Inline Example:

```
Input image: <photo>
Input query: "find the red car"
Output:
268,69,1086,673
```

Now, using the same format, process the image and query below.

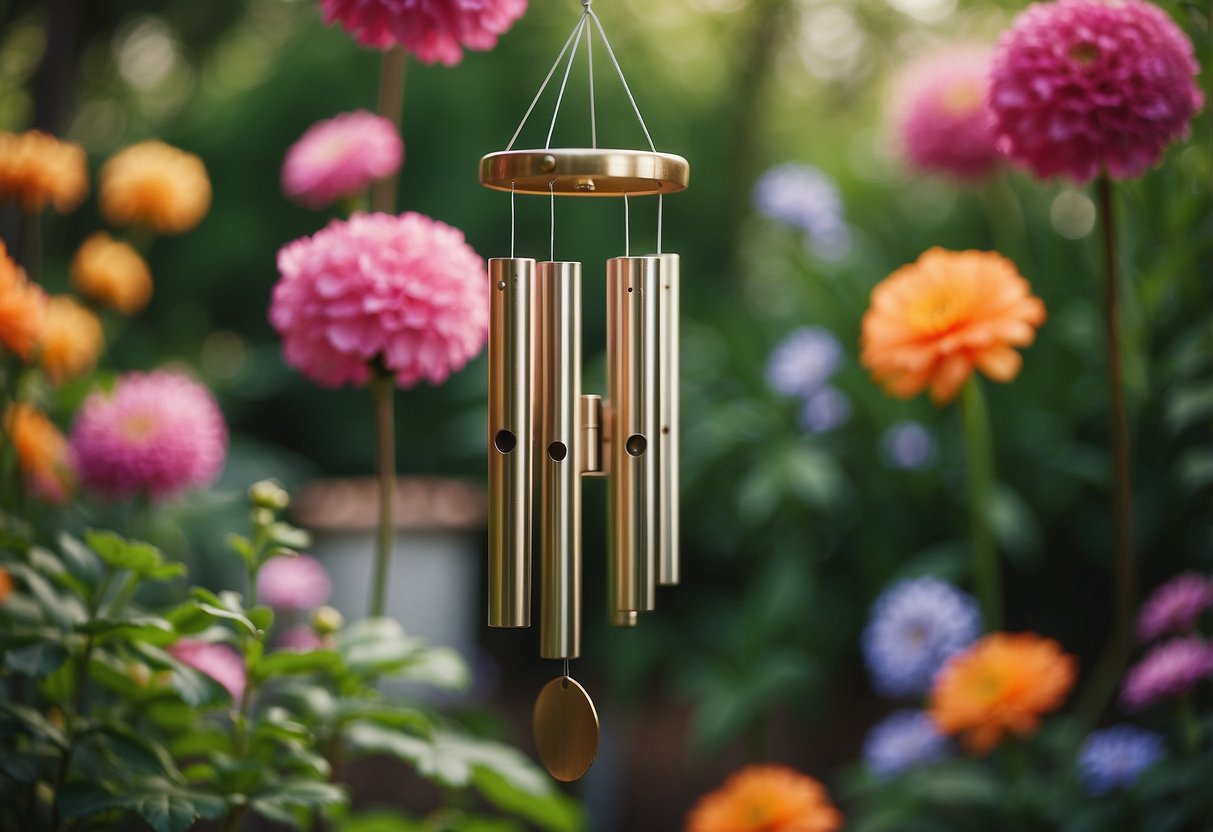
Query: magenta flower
1138,573,1213,643
319,0,527,66
70,370,228,501
270,211,489,389
259,554,332,611
169,639,246,701
989,0,1204,183
277,624,325,651
282,110,403,209
1121,636,1213,711
892,45,1001,181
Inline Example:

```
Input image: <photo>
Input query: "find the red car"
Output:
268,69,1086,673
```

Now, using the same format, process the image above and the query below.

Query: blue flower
766,326,842,398
1078,725,1166,794
753,163,851,260
863,710,949,778
800,385,851,433
880,421,938,470
862,577,982,697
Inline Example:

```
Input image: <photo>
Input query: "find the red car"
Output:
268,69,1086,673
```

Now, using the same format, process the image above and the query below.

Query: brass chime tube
656,253,680,585
538,262,583,659
606,256,660,616
487,257,536,628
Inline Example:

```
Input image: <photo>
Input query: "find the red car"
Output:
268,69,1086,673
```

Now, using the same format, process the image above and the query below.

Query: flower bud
249,479,290,511
311,605,345,635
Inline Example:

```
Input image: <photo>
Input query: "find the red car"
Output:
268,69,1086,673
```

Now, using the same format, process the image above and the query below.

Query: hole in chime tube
494,429,517,454
625,434,647,457
548,441,568,462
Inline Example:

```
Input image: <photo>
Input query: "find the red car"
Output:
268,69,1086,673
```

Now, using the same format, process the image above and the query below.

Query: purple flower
1121,636,1213,711
1137,573,1213,643
880,421,937,470
753,163,851,260
800,385,851,433
863,710,949,777
1078,725,1165,794
766,327,843,398
259,554,331,612
169,639,245,701
277,624,325,652
863,577,982,698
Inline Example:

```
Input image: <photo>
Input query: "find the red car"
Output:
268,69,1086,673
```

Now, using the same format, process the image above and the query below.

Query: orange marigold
685,764,843,832
0,130,88,214
99,141,211,234
38,296,104,384
70,232,153,314
0,241,46,360
929,632,1077,754
860,248,1046,405
4,404,72,503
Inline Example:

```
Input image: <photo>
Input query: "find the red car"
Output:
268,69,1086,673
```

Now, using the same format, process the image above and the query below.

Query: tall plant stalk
961,377,1001,630
369,374,395,618
371,48,407,215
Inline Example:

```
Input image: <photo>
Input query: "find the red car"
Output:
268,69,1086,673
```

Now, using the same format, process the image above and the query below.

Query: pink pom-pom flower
1121,635,1213,711
1137,573,1213,643
269,211,489,389
282,110,403,209
70,370,228,501
278,624,326,652
989,0,1204,183
169,639,246,701
892,45,1001,181
319,0,528,66
259,554,332,611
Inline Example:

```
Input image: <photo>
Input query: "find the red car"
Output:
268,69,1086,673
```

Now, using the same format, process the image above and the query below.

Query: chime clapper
482,0,687,784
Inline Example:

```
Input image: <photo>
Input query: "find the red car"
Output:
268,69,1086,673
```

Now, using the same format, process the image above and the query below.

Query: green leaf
82,723,183,782
247,605,274,633
250,780,346,825
225,533,256,566
133,643,232,708
338,617,420,675
337,703,432,737
111,784,226,832
0,702,68,748
392,646,470,691
85,530,183,580
80,614,176,645
252,648,341,681
267,522,311,550
472,767,586,832
5,640,70,677
58,532,102,585
5,562,87,626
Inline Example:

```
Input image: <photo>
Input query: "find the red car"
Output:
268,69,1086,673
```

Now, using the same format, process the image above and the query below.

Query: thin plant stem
371,48,407,214
977,175,1030,266
369,375,396,618
17,210,41,283
961,377,1002,631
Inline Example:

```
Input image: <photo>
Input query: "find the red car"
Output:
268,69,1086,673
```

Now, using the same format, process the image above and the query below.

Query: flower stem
961,377,1001,631
1097,175,1136,677
371,48,407,214
369,375,395,618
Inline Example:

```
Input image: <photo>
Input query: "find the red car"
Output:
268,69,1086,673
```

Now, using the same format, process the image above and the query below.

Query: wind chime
480,0,688,782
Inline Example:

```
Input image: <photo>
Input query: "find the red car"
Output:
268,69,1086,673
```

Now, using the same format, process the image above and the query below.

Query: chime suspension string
510,181,516,258
506,10,588,151
546,15,588,150
624,193,630,256
563,658,570,679
586,7,656,152
657,193,664,255
549,180,556,262
586,1,597,149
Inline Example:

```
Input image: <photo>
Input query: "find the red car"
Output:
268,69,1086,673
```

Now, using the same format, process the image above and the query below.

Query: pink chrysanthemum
259,554,332,611
270,211,488,389
1138,573,1213,643
989,0,1204,183
282,110,403,209
278,624,326,651
319,0,528,66
169,639,246,701
893,45,1001,180
1121,636,1213,711
70,370,228,501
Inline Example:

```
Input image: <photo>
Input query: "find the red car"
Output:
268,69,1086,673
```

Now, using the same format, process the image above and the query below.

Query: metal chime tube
606,255,660,616
488,257,536,627
538,262,583,659
657,253,680,585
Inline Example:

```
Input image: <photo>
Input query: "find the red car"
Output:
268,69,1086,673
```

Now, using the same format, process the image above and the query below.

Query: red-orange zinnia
861,248,1046,405
3,404,73,503
0,130,88,214
929,632,1077,754
0,566,12,606
0,241,46,360
685,764,843,832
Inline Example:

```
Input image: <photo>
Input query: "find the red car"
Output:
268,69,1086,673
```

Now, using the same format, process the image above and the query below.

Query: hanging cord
563,658,571,679
657,192,664,254
506,9,589,150
545,15,588,149
510,181,516,258
624,193,630,256
549,180,556,262
586,7,656,151
586,0,597,148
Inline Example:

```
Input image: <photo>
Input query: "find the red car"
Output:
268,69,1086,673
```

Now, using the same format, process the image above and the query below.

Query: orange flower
0,241,46,360
99,141,211,234
0,566,12,605
4,404,72,503
929,632,1077,754
685,764,843,832
0,130,88,214
38,296,104,384
861,248,1046,405
70,232,153,314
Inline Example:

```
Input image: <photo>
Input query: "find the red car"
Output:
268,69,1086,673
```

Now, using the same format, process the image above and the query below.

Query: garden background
0,0,1210,829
